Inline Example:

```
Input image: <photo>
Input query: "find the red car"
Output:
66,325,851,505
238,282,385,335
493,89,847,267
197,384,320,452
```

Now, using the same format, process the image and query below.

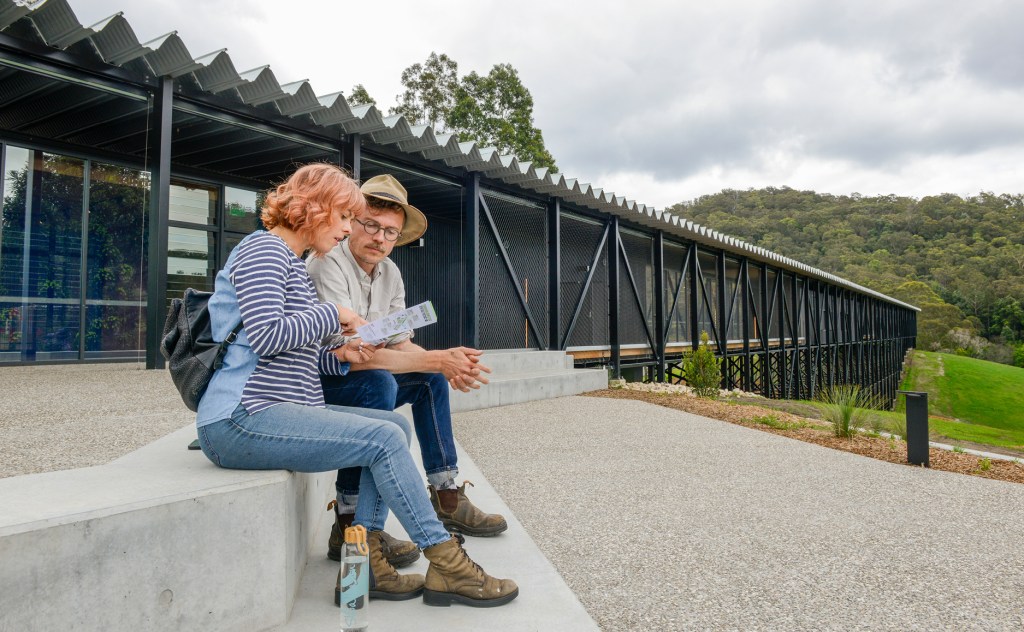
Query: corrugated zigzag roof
0,0,916,311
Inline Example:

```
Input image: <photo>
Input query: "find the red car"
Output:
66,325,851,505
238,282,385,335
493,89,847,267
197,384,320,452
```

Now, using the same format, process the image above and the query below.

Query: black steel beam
548,198,561,350
654,230,666,381
462,171,480,347
145,77,172,369
609,215,621,378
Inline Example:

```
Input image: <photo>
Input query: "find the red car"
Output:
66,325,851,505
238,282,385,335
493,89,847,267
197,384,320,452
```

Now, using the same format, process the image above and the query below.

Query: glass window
167,226,215,307
224,186,261,233
29,153,83,301
86,162,148,360
1,146,30,302
169,181,217,224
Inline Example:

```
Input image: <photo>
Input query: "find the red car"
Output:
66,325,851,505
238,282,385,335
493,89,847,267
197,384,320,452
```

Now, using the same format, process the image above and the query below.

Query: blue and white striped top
229,231,349,415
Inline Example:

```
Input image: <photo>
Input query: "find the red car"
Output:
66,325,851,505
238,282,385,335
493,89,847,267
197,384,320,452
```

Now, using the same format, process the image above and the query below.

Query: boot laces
457,541,485,579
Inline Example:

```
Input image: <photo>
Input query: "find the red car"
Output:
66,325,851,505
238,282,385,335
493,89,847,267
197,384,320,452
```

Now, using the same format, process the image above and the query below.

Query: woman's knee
380,410,412,444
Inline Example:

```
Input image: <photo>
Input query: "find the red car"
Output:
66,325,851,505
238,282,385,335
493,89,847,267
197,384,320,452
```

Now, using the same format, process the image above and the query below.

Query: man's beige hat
360,174,428,247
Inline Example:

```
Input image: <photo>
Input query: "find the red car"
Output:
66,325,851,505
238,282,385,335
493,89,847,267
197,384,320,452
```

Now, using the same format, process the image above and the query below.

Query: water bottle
339,524,369,632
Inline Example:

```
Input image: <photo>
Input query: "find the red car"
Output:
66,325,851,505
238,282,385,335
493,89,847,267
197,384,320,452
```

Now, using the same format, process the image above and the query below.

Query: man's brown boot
422,536,518,607
335,531,425,605
327,501,420,567
429,481,508,537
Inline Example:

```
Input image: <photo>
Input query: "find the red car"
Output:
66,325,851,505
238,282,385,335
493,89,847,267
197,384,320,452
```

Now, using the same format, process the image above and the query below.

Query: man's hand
438,347,492,392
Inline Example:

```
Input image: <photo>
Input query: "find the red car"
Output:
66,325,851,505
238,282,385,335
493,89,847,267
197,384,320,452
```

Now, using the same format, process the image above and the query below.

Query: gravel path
0,364,192,479
453,395,1024,631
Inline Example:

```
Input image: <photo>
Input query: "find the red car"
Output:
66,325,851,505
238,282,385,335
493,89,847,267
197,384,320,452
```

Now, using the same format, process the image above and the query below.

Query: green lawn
899,350,1024,453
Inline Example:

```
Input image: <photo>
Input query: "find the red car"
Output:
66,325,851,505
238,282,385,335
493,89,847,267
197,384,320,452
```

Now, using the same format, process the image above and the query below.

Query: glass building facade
0,143,261,363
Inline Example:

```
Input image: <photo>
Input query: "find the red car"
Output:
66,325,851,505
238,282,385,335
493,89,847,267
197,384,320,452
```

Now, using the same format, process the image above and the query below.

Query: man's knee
330,370,399,410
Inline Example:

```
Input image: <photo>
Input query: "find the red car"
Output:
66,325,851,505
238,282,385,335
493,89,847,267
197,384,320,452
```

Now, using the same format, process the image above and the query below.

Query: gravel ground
453,395,1024,632
0,364,192,479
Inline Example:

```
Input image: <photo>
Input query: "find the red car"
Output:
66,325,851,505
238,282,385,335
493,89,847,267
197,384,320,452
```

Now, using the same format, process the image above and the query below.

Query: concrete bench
0,425,332,632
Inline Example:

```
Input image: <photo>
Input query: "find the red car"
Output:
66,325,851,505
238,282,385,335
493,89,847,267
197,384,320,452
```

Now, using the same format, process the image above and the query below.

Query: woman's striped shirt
231,231,348,414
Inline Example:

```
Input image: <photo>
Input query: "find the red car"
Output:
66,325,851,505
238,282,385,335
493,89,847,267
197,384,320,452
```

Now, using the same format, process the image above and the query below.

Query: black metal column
654,230,666,381
145,78,172,370
741,258,751,391
548,198,561,350
689,244,700,358
343,132,361,180
778,270,788,398
760,262,770,397
462,172,480,348
716,250,727,389
609,216,621,378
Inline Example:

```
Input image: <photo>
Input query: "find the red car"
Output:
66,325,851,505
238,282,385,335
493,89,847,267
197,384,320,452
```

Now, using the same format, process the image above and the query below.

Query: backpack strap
213,321,244,371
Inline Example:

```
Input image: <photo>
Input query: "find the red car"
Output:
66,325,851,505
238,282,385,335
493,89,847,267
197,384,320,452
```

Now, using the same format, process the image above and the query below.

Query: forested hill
666,188,1024,366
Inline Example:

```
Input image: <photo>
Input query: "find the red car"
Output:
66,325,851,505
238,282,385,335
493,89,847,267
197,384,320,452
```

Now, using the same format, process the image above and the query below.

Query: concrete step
450,351,607,413
477,349,576,374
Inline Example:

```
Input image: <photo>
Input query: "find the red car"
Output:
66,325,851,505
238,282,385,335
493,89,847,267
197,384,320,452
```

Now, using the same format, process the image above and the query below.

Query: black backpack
160,288,243,412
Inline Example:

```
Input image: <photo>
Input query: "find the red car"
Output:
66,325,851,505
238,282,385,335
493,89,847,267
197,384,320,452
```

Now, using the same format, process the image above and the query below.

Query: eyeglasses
354,218,402,242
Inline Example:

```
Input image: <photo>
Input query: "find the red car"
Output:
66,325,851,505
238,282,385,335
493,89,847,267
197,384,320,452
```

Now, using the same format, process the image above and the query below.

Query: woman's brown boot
335,530,424,605
422,536,518,607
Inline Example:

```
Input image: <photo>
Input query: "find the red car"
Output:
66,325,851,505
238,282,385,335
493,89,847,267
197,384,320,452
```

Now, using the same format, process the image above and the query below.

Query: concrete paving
4,363,1024,630
454,396,1024,631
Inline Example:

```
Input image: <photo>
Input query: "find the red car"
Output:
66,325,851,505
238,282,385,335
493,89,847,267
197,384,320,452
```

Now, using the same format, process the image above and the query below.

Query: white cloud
66,0,1024,208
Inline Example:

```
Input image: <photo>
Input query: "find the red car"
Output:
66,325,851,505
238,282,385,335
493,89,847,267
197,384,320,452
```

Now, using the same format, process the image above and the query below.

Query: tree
392,52,459,131
391,52,558,171
682,331,722,398
347,84,375,107
449,64,557,170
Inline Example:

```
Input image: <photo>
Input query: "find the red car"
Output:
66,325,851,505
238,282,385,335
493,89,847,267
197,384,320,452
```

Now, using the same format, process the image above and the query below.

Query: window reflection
224,186,261,233
169,181,217,224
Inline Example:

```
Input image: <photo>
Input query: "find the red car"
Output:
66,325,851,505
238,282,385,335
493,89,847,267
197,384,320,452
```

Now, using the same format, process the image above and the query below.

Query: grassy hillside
899,350,1024,453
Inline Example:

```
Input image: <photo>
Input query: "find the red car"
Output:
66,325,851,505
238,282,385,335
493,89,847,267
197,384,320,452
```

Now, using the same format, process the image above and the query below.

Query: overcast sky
69,0,1024,209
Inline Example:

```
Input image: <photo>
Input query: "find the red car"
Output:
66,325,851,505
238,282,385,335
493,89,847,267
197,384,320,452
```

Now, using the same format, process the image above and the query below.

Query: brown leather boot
327,501,420,567
422,536,518,607
429,481,508,537
335,530,425,606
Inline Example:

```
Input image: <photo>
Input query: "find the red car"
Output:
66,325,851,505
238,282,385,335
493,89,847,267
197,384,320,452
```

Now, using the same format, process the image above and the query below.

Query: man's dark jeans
321,369,458,496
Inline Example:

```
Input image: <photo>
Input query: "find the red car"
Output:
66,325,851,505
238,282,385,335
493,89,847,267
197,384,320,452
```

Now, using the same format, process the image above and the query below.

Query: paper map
356,301,437,345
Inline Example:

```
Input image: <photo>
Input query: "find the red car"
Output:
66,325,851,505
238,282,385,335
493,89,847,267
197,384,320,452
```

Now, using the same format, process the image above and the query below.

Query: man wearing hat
307,174,508,573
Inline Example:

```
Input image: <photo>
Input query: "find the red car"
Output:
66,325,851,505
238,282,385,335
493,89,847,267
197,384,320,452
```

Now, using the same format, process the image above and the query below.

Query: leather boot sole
441,519,508,537
335,586,423,606
422,586,519,608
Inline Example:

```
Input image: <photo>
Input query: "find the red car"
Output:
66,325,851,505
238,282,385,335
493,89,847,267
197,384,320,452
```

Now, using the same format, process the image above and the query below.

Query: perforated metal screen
560,212,608,348
479,190,548,349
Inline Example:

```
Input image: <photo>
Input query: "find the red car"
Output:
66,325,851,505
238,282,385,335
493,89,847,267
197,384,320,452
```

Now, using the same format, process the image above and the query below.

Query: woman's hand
333,338,378,364
336,306,366,336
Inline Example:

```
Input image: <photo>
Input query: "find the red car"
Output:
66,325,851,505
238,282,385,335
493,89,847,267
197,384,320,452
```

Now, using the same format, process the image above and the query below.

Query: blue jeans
322,370,458,496
198,403,451,548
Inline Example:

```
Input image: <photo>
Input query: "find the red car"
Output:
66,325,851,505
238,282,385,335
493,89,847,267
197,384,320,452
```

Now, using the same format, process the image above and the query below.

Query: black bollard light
897,390,929,467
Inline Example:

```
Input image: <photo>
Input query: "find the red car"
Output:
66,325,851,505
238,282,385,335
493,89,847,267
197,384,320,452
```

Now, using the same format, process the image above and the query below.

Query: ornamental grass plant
817,384,879,438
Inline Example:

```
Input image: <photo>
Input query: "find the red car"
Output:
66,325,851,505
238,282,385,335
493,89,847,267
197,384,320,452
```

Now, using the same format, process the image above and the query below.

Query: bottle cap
344,524,368,545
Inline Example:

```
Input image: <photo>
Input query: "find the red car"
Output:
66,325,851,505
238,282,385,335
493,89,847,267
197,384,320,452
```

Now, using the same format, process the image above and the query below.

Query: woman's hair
261,163,364,244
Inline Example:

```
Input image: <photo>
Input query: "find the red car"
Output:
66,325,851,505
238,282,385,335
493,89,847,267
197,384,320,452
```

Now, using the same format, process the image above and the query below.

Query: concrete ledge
0,425,332,632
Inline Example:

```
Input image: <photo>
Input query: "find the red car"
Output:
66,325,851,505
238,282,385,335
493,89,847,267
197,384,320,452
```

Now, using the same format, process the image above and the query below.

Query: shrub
817,384,878,438
682,331,722,399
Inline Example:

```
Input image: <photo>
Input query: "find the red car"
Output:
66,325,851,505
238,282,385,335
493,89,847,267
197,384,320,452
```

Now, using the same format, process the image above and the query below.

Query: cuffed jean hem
426,467,459,489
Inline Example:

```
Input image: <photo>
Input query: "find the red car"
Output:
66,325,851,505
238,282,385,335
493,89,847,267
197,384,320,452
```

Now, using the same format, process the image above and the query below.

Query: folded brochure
355,300,437,345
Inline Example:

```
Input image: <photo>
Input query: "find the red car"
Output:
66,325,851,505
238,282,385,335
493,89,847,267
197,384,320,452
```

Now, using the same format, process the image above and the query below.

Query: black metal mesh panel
725,258,741,341
481,191,547,348
619,229,654,346
663,241,688,344
766,269,778,342
696,251,718,342
360,159,464,349
479,214,532,349
561,213,608,348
